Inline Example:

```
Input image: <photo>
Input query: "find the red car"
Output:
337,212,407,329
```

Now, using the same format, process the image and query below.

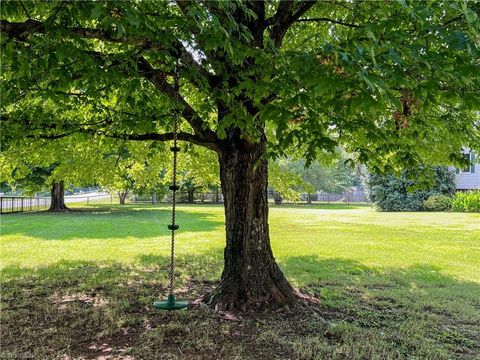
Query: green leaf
91,4,105,19
465,8,478,23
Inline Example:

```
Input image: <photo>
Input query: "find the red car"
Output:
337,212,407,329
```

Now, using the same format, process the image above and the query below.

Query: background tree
1,1,479,309
0,135,108,211
175,146,220,203
270,155,363,201
98,141,168,204
268,159,314,205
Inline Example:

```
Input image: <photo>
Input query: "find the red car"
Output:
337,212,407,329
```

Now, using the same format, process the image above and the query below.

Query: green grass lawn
1,204,479,359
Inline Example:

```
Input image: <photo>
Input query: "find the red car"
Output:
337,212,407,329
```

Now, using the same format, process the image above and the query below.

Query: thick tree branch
137,57,218,145
92,130,215,149
3,114,219,151
268,1,317,47
0,19,218,91
296,17,360,28
26,129,215,149
0,19,169,50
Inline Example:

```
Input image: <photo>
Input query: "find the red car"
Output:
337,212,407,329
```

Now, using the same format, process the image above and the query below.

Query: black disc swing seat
153,67,188,311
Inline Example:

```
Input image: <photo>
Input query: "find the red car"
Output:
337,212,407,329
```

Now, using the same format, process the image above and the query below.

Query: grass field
1,204,479,359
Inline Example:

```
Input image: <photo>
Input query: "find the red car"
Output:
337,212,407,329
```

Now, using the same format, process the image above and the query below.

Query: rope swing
153,65,188,311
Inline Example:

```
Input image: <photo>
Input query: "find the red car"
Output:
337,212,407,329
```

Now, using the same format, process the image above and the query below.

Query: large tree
1,1,479,310
0,135,168,208
0,135,107,211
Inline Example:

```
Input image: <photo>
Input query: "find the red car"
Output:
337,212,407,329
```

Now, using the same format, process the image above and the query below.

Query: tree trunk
187,189,194,204
273,192,283,205
152,189,157,204
203,140,297,310
48,181,69,212
118,191,128,205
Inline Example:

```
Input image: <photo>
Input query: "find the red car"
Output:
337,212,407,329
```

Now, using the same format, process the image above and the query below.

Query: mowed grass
1,204,479,359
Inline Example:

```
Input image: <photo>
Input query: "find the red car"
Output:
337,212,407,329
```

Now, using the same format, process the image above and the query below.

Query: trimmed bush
451,191,480,213
367,167,456,212
423,194,452,211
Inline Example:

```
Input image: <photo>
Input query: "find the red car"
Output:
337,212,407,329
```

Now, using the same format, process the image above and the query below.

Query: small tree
97,141,168,204
175,146,220,203
0,136,101,212
268,159,314,204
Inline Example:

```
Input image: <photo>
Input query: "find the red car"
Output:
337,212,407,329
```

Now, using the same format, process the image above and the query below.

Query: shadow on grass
1,255,479,359
0,206,225,240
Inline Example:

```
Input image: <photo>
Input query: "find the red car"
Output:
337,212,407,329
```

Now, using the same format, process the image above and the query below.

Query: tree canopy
0,135,168,199
1,0,479,171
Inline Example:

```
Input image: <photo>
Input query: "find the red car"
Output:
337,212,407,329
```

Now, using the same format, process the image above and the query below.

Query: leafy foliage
423,194,453,212
367,167,456,211
268,159,314,201
268,155,363,201
0,136,169,196
176,146,220,194
1,0,479,174
452,191,480,212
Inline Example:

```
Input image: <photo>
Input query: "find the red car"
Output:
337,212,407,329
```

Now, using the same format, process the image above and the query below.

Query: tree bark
187,189,195,204
203,140,297,310
118,191,128,205
273,192,283,205
48,181,69,212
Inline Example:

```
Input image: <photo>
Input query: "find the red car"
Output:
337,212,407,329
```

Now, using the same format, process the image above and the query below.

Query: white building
454,150,480,190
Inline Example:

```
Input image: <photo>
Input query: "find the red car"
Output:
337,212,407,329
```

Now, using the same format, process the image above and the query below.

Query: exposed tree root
194,286,320,313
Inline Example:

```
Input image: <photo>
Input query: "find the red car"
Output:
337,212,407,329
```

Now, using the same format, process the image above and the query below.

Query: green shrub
423,194,452,211
366,167,456,212
451,191,480,213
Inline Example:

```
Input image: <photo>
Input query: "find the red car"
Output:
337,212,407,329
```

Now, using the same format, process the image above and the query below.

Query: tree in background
268,159,314,205
0,135,108,211
175,146,220,203
367,167,456,211
0,136,168,208
1,1,479,309
268,154,363,204
98,141,168,204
